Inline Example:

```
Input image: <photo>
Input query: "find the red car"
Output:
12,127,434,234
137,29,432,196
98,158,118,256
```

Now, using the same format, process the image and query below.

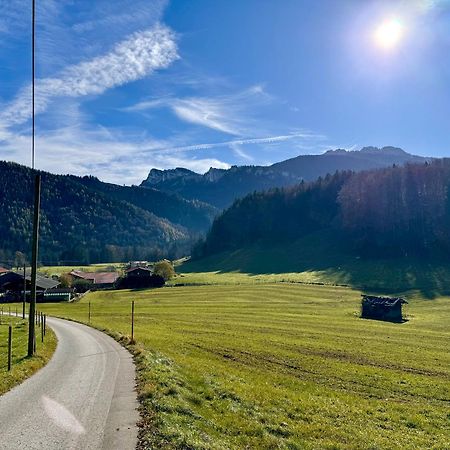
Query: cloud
230,143,254,162
0,24,178,127
158,156,230,174
0,122,231,184
149,132,326,154
125,85,271,136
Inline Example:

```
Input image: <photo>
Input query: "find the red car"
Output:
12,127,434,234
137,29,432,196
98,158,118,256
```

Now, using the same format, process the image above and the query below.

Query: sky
0,0,449,184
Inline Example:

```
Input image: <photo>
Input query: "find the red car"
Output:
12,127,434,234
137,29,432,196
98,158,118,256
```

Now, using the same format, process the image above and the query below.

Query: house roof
29,273,60,290
71,270,96,280
125,266,152,273
0,266,10,274
70,270,119,284
0,271,59,290
92,272,119,284
361,295,407,306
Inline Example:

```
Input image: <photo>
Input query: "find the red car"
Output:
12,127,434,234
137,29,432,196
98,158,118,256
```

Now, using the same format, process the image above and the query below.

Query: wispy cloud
230,143,254,162
149,131,326,154
125,85,271,136
0,24,178,127
0,123,230,184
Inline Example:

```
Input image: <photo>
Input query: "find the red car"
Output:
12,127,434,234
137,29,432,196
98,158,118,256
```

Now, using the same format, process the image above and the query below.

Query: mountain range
141,146,429,208
0,146,431,264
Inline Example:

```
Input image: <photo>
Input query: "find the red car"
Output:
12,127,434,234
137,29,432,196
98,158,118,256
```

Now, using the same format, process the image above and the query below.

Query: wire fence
0,308,47,371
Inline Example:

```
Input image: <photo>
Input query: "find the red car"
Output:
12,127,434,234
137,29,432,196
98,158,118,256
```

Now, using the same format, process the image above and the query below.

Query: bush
59,273,73,288
72,278,92,293
153,260,175,281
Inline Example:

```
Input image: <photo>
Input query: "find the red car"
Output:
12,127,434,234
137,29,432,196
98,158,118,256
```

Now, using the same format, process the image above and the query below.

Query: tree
153,260,175,281
72,278,92,293
59,273,73,288
14,251,27,269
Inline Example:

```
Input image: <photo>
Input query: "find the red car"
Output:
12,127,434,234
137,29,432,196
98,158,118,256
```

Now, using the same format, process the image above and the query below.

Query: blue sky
0,0,449,184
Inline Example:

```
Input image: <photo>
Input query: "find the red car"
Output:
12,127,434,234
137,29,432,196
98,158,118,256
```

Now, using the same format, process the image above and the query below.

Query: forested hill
194,160,450,260
141,147,429,209
70,175,218,232
0,161,216,264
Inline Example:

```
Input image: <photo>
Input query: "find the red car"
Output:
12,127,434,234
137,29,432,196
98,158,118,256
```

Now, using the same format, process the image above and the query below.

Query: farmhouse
0,270,60,303
118,266,164,289
70,270,119,289
361,295,407,322
125,266,153,278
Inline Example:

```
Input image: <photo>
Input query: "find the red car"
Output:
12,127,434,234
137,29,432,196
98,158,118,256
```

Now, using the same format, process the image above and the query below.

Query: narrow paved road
0,317,138,450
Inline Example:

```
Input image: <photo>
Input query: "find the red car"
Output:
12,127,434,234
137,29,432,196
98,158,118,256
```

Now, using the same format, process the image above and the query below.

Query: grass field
181,231,450,298
36,282,450,449
0,312,57,396
38,262,125,277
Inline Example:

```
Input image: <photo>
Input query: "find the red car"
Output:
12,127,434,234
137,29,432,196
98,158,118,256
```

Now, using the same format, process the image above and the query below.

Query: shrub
153,260,175,281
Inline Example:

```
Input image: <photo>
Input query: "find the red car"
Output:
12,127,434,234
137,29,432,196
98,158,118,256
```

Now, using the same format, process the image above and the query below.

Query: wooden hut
361,295,407,322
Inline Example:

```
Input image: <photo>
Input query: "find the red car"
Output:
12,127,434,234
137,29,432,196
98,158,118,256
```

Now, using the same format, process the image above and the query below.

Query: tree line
0,162,196,264
194,160,450,259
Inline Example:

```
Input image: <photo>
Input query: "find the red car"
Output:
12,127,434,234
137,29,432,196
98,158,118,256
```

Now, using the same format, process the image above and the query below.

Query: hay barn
361,295,407,322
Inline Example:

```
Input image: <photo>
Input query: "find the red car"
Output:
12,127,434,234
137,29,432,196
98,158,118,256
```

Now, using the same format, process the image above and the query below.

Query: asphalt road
0,317,138,450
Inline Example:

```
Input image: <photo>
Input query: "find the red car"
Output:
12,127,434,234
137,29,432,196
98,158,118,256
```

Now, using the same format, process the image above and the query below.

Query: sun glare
374,18,404,50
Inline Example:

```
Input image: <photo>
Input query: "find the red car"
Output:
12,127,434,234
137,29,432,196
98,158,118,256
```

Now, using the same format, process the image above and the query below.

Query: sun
374,18,404,50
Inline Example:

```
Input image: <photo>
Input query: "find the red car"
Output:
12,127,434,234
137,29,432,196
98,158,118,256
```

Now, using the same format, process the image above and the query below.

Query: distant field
0,312,57,395
181,231,450,298
38,262,125,277
37,283,450,449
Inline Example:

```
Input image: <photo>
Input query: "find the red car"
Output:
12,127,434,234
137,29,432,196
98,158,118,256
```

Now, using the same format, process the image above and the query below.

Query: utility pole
27,0,40,357
22,263,26,319
27,175,40,356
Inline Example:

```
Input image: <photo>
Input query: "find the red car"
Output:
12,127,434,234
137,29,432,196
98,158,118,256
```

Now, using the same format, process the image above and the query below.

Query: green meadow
37,281,450,449
0,313,57,396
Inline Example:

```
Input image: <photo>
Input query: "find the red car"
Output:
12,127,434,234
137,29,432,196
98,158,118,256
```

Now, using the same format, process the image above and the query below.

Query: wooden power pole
22,263,26,319
27,0,40,357
27,175,40,356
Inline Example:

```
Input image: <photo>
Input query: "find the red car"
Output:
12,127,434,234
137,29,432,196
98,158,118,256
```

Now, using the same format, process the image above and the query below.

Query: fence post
8,325,12,371
43,314,46,336
88,301,91,323
131,301,135,343
41,316,44,343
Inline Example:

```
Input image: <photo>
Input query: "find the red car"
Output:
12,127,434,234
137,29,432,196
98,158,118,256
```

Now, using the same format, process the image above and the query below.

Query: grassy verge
37,283,450,449
0,314,57,396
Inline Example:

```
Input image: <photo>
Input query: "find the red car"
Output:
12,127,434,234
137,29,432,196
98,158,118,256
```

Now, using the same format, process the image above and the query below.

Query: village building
70,270,119,289
361,295,407,322
43,288,74,302
0,270,60,303
118,266,164,289
128,261,151,269
125,266,153,278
